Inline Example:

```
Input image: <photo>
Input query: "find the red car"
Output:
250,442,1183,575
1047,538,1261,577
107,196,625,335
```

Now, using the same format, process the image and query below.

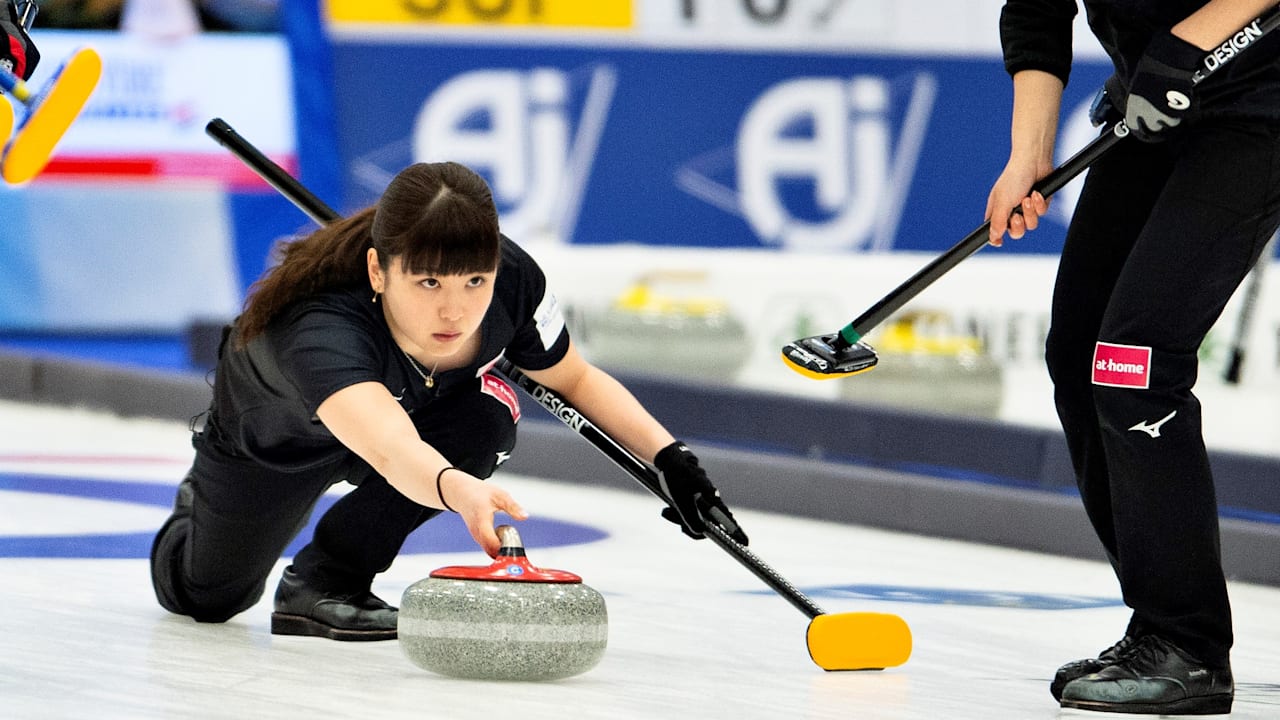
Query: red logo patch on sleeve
480,373,521,423
1092,342,1152,389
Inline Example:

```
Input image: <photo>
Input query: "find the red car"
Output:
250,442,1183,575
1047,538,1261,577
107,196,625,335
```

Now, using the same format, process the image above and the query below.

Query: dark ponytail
234,207,376,346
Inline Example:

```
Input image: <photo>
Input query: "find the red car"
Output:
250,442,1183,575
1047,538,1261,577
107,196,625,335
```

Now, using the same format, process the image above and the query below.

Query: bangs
399,222,500,277
376,181,501,275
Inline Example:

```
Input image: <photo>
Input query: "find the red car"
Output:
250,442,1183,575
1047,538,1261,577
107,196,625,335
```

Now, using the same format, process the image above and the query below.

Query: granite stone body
398,526,608,681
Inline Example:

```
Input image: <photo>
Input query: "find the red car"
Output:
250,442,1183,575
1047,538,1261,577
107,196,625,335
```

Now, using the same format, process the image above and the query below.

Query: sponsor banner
637,0,1004,53
527,246,1280,417
18,31,295,186
329,39,1112,255
325,1,1105,57
324,0,632,29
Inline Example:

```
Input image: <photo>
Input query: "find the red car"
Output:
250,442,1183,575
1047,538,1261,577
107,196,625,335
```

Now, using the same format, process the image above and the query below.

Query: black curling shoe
271,567,398,641
1050,635,1135,701
1059,634,1233,715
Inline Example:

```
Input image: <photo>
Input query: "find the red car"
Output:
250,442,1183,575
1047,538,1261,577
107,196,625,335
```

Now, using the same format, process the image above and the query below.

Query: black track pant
1045,118,1280,667
150,378,519,623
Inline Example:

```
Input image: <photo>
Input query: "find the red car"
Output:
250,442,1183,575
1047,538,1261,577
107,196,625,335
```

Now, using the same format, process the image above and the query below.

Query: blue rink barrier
3,348,1278,587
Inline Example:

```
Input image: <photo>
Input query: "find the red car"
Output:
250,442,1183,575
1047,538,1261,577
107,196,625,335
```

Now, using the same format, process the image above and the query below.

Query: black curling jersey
208,235,570,471
1000,0,1280,121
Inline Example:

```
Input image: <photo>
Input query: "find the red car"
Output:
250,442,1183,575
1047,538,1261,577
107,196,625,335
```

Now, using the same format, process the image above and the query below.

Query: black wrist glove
654,440,748,546
1124,31,1203,142
1,2,39,81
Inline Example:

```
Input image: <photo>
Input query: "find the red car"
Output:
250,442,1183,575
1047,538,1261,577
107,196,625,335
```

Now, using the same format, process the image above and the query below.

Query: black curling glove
1125,30,1203,142
1,2,39,81
654,440,749,545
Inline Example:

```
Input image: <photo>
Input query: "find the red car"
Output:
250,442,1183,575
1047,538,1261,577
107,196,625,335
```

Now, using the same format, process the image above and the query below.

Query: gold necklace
402,349,440,389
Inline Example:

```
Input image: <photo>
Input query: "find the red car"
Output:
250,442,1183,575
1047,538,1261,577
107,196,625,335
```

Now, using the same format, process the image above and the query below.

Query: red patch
1092,342,1151,389
7,37,27,79
480,373,521,423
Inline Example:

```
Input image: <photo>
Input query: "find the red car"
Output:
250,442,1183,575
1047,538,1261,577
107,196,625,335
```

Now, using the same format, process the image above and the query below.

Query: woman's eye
467,276,486,287
421,278,439,289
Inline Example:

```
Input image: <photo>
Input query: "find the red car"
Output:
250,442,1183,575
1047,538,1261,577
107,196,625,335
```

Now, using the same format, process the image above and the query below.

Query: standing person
989,0,1280,714
150,161,748,641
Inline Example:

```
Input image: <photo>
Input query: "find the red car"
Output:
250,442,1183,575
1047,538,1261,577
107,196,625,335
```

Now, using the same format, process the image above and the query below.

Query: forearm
376,437,458,508
1008,69,1064,168
522,344,675,462
557,365,675,462
316,381,461,510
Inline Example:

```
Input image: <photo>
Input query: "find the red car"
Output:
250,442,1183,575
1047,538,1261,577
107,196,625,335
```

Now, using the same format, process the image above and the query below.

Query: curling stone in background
839,310,1004,418
573,271,751,383
399,525,608,681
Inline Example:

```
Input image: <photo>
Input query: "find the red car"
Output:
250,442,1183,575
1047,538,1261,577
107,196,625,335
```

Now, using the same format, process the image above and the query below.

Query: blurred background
2,0,1277,573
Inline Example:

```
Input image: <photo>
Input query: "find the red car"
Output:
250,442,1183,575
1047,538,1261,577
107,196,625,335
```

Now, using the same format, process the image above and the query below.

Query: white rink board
533,245,1280,457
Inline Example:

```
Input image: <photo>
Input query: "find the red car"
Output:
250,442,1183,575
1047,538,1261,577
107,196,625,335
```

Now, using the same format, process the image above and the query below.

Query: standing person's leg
1043,137,1176,701
1045,137,1176,565
1061,119,1280,715
150,422,336,622
273,373,521,639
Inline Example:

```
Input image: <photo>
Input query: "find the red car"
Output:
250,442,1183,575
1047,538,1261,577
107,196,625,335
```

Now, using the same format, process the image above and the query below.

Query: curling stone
399,525,607,681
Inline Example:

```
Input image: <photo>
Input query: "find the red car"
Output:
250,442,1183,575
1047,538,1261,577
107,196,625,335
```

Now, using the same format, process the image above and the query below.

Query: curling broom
0,46,101,184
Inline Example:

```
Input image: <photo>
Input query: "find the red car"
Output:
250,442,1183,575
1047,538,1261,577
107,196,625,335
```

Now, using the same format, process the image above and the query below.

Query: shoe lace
1102,635,1135,660
1117,635,1172,669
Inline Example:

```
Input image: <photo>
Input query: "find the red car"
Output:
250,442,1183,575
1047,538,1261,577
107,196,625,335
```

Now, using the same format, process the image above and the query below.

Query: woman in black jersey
150,161,747,642
989,0,1280,714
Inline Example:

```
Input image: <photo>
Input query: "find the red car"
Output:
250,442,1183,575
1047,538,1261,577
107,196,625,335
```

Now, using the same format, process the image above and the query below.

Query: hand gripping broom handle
834,3,1280,349
206,118,828,620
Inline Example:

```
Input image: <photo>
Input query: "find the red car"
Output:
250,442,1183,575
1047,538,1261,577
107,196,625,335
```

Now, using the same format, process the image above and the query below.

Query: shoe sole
1060,695,1233,715
271,612,397,641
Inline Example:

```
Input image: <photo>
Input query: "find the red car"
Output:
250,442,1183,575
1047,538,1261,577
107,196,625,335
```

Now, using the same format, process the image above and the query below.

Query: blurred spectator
36,0,124,30
37,0,278,33
121,0,199,38
200,0,278,32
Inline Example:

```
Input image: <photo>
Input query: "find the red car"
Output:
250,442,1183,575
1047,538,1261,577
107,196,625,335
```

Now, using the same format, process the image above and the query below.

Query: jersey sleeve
1000,0,1077,86
273,299,387,413
501,240,571,371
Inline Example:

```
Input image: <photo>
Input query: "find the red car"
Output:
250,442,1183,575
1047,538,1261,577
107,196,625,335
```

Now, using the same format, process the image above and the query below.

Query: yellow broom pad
3,47,102,184
0,98,12,146
806,612,913,671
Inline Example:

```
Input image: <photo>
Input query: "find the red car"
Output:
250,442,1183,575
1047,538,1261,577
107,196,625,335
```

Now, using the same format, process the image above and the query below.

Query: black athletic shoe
1059,634,1233,715
1050,635,1135,701
270,567,398,641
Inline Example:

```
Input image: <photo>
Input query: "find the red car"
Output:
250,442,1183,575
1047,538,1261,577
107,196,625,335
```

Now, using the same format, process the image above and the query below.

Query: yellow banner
325,0,632,28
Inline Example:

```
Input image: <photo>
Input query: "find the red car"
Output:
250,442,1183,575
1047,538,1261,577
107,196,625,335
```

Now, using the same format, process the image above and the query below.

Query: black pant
150,377,519,623
1045,118,1280,667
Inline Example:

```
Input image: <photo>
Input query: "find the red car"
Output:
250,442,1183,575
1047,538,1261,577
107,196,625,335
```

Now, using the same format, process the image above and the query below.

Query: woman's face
369,249,497,359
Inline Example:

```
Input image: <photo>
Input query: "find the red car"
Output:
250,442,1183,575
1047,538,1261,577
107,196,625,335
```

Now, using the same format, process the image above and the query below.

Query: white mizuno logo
495,451,512,466
1129,411,1177,438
